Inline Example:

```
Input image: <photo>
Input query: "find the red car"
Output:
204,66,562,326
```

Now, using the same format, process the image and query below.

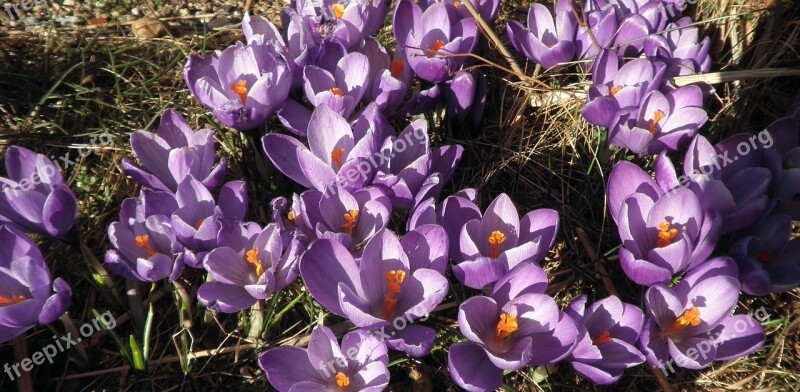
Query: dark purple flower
506,0,577,70
259,325,389,391
730,214,800,296
759,117,800,219
0,146,78,240
300,228,449,356
639,257,765,370
444,69,487,123
184,41,291,131
566,295,645,384
448,264,578,391
0,225,72,343
453,193,560,289
121,110,227,192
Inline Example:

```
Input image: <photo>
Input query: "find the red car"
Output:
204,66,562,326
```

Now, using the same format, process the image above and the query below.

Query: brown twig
461,0,524,77
11,336,33,392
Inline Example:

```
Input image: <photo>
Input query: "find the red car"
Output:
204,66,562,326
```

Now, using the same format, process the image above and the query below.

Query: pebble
55,15,84,26
131,17,166,38
131,7,141,17
206,16,230,29
62,0,74,6
179,8,190,17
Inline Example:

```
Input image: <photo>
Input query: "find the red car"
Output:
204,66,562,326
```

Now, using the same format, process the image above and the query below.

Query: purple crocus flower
420,0,500,23
506,0,577,70
263,104,387,191
607,161,720,285
372,120,463,210
575,6,618,63
121,109,227,192
394,0,477,83
453,193,560,289
198,222,303,312
184,41,291,131
259,325,389,391
730,214,800,296
0,225,72,343
293,185,391,251
300,228,449,356
288,0,388,50
759,117,800,219
408,188,481,258
363,37,411,115
639,257,766,370
607,85,707,155
444,69,487,123
304,52,370,119
0,146,78,240
566,295,645,384
644,17,712,78
582,49,666,129
448,264,578,391
105,189,184,282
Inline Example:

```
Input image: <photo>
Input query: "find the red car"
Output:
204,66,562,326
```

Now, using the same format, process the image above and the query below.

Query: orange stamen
332,4,345,19
610,86,622,96
231,80,248,106
341,210,359,234
390,59,404,78
487,230,506,258
757,250,773,265
330,87,344,96
427,40,446,58
592,330,612,345
657,221,679,248
287,211,295,221
246,248,264,277
135,235,157,257
335,371,350,387
649,110,666,136
453,1,461,8
495,313,518,341
665,307,701,337
0,295,26,305
331,147,345,169
195,219,205,230
382,270,406,318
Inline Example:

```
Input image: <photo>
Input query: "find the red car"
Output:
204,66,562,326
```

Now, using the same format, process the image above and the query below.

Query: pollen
592,330,612,345
331,147,345,169
666,307,701,337
246,248,264,277
335,371,350,388
287,211,295,221
0,295,26,306
390,59,404,78
649,110,666,136
341,209,359,235
135,235,157,257
383,270,406,318
427,40,446,58
453,1,461,8
610,86,622,96
657,221,679,248
330,87,344,96
332,4,345,19
757,250,773,265
495,313,518,341
231,80,248,106
487,230,506,258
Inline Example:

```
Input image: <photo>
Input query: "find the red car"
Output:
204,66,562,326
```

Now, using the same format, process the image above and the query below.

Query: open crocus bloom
259,325,390,392
0,225,72,343
730,214,800,296
121,109,227,193
608,161,720,286
453,193,559,289
505,0,576,70
198,223,304,313
638,257,765,370
408,188,481,257
300,228,449,356
608,85,707,155
289,0,388,50
184,41,291,131
303,52,370,119
0,146,78,240
394,0,477,83
105,190,184,282
263,103,387,191
448,264,577,391
582,49,666,129
566,295,645,384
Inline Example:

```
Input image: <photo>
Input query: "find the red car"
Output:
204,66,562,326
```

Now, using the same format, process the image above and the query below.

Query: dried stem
461,0,524,77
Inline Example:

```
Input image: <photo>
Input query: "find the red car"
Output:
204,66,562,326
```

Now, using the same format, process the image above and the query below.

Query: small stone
23,17,37,26
55,15,84,26
62,0,75,6
118,15,136,22
131,7,141,16
179,8,190,16
131,17,166,38
111,10,121,18
206,16,230,29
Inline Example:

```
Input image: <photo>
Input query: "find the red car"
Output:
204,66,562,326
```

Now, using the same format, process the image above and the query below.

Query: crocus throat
495,313,518,341
390,59,404,78
331,147,345,169
757,250,773,265
382,270,406,318
231,80,248,106
335,371,350,388
427,40,446,58
341,210,359,235
649,110,666,136
330,87,344,96
666,307,701,337
610,86,622,96
135,235,157,257
0,295,26,305
487,230,506,258
592,330,612,345
246,248,264,277
657,222,678,248
332,4,345,19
